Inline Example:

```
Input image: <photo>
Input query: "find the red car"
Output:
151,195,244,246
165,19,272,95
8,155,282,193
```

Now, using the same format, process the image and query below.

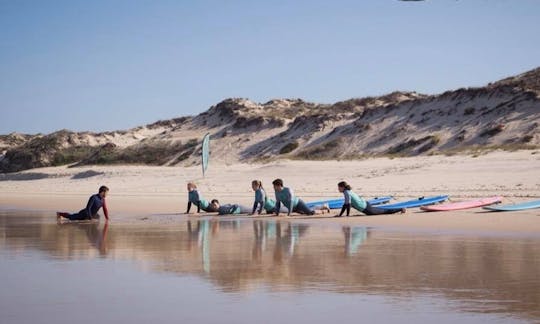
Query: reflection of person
186,219,216,273
342,226,367,256
84,221,109,256
57,186,109,221
272,222,310,258
252,220,265,260
272,179,329,216
335,181,405,216
57,220,110,255
186,182,215,214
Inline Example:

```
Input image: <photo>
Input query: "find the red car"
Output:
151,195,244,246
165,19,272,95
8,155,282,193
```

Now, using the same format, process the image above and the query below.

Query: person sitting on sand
57,186,110,221
186,182,214,214
251,180,283,215
335,181,405,217
210,199,251,215
272,178,330,216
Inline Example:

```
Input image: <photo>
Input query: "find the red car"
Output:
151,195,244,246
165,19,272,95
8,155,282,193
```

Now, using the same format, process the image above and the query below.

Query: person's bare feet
56,212,68,224
322,203,331,214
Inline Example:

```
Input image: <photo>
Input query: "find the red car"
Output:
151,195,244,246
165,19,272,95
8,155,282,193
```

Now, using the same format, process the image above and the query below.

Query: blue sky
1,0,539,134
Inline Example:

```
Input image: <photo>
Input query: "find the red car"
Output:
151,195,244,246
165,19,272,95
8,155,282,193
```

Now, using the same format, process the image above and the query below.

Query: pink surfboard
420,196,503,212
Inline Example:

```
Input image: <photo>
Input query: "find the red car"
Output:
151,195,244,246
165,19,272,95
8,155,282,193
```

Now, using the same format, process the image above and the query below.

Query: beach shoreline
1,150,539,234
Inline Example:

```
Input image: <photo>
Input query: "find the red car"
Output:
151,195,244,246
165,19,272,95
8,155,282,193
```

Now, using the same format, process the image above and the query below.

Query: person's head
337,181,352,193
99,185,109,198
251,180,263,191
210,199,220,209
187,182,197,192
272,178,284,192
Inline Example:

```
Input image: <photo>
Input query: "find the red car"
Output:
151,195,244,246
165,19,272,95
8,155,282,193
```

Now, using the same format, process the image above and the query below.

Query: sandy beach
1,150,539,234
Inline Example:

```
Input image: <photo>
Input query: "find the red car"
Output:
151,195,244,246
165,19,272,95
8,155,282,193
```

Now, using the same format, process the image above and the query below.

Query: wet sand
1,210,539,323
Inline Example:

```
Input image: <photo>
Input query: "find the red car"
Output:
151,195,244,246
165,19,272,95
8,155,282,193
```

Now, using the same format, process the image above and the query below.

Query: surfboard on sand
378,195,449,209
482,199,540,212
420,196,503,212
306,196,392,209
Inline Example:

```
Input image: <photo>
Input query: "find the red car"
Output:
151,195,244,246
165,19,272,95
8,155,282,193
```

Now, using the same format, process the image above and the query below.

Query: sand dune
1,67,539,173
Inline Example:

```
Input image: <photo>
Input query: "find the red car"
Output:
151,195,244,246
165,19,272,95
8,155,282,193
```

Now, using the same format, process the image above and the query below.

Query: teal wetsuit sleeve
193,190,202,213
286,187,293,216
188,191,202,212
253,189,264,214
339,191,351,217
258,189,265,214
344,190,351,204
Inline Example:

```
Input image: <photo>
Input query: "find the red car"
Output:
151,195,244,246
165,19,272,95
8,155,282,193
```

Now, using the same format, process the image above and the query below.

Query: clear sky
1,0,539,134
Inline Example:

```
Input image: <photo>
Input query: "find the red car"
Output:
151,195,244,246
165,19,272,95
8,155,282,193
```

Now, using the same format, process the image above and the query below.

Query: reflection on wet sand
1,212,539,320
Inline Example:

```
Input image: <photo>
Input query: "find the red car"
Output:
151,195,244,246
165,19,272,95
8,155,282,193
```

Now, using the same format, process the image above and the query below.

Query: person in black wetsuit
56,186,110,221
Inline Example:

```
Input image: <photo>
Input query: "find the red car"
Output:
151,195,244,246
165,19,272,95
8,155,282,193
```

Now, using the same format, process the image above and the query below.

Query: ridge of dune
1,67,540,173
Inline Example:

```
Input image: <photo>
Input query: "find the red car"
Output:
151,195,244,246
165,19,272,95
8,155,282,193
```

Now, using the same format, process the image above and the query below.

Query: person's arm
286,188,293,216
186,201,192,214
344,191,351,205
194,191,201,213
258,190,265,214
275,192,281,216
339,204,351,217
252,201,259,214
102,198,109,220
86,196,95,220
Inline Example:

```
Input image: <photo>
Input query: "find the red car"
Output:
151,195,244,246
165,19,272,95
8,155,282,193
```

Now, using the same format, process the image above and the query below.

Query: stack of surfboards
307,195,540,212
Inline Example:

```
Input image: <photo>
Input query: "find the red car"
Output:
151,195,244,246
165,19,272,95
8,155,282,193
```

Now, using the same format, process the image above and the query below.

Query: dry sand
1,150,539,234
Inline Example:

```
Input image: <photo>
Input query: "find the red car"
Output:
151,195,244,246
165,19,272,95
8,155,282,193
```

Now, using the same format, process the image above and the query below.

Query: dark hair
337,181,351,191
272,178,283,187
210,199,219,204
99,185,109,193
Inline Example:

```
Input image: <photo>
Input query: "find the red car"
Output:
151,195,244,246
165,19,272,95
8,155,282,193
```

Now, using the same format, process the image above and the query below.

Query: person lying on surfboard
335,181,405,217
57,186,110,221
272,178,330,216
186,182,215,214
210,199,252,215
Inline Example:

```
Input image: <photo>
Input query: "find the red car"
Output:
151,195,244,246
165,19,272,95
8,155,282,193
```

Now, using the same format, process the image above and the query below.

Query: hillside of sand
1,67,540,173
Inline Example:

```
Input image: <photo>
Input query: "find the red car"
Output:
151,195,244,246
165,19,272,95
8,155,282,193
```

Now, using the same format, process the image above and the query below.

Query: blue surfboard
482,199,540,212
368,196,393,206
377,195,449,209
306,196,392,209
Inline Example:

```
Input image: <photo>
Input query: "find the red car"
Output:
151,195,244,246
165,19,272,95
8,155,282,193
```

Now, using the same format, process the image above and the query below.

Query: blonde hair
187,182,197,189
251,180,263,189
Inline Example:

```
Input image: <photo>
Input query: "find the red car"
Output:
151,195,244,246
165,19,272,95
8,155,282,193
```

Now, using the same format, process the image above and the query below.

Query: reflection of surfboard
482,200,540,212
378,195,449,209
421,196,502,211
306,196,392,209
